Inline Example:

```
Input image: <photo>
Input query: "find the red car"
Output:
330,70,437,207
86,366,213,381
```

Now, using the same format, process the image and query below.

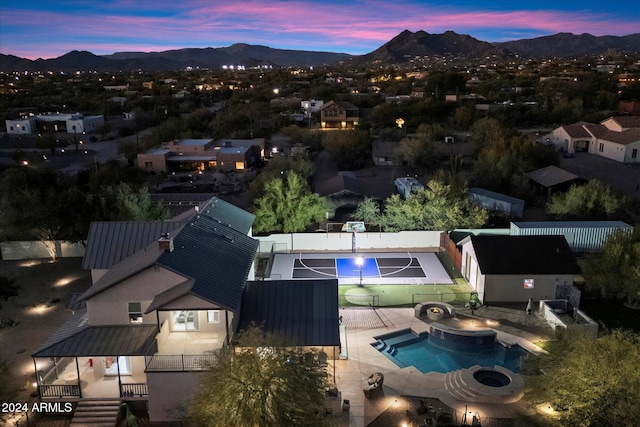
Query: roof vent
159,232,174,252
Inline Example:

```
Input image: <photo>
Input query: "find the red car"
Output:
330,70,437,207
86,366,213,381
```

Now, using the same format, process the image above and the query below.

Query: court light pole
355,256,364,287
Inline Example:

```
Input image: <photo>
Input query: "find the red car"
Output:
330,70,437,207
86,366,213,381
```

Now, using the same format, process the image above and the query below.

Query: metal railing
120,383,148,397
145,354,216,372
38,384,80,398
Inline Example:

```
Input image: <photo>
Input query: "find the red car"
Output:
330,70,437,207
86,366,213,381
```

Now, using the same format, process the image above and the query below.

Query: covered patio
32,313,157,399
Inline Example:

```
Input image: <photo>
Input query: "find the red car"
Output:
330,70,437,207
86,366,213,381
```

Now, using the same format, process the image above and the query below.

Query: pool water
373,329,527,374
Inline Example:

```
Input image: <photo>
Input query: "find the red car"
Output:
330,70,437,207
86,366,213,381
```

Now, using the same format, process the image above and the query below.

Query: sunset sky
1,0,638,60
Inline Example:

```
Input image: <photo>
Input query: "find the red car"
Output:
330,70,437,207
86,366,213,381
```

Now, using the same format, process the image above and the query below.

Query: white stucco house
545,116,640,163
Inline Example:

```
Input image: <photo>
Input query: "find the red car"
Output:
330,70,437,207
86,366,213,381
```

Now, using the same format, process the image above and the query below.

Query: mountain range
1,31,639,73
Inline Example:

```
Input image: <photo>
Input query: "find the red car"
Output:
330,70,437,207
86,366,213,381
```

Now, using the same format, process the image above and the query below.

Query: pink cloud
1,1,638,59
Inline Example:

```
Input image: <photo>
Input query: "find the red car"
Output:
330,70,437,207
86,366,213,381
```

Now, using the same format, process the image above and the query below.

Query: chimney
158,232,174,252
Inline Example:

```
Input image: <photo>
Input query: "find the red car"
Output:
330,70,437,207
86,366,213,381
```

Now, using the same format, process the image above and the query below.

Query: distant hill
357,30,509,63
494,32,640,57
1,31,639,72
0,45,352,73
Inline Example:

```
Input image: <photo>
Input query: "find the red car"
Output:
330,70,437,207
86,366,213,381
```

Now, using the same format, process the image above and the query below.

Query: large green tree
253,172,326,234
188,324,332,427
521,330,640,426
582,226,640,307
354,180,488,232
546,180,629,221
322,130,371,170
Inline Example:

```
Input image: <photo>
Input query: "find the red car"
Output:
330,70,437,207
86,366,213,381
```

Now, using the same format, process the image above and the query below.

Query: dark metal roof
79,239,167,301
33,310,157,357
198,197,255,235
237,280,340,347
145,279,194,313
469,235,580,275
81,221,184,270
157,212,259,312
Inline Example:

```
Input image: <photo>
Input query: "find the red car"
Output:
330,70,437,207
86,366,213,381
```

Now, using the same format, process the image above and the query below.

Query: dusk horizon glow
1,0,639,60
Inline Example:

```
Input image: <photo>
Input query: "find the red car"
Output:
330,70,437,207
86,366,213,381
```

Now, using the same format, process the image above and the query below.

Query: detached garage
460,235,580,304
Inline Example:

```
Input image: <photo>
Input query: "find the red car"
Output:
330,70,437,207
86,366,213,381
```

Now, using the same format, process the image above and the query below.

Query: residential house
32,198,340,424
33,198,257,422
320,101,359,129
5,112,104,135
546,116,640,162
137,138,264,173
460,235,580,304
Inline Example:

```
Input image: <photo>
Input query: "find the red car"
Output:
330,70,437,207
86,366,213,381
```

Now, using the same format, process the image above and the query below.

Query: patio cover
33,310,157,357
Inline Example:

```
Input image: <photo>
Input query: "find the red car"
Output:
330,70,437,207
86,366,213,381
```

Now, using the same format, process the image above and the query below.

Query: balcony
145,354,217,372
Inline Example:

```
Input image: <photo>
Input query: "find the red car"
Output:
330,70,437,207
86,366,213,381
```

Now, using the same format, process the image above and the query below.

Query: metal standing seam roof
33,309,157,358
469,235,580,275
81,221,184,270
157,212,259,312
199,197,255,235
79,238,170,301
145,279,194,313
237,280,340,347
468,188,524,204
511,221,632,229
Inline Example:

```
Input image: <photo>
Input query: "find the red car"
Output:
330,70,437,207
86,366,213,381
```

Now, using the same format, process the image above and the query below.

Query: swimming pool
373,329,528,374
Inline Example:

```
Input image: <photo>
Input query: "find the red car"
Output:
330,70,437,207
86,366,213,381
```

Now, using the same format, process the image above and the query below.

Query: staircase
69,399,120,427
443,366,525,404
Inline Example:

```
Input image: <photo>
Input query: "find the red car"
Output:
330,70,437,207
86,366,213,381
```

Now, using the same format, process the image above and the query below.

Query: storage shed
510,221,633,253
468,188,524,218
394,177,423,199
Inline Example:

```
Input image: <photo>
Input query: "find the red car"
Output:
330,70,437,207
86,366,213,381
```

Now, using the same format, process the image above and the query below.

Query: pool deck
334,306,555,426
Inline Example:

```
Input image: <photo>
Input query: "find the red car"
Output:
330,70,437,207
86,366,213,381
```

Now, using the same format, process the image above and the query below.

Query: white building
5,113,104,135
5,116,37,135
545,116,640,163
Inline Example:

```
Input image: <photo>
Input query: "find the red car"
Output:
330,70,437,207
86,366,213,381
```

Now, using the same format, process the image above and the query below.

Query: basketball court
268,252,454,286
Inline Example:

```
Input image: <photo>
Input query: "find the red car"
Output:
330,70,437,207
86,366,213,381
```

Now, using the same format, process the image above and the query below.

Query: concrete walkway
334,306,555,426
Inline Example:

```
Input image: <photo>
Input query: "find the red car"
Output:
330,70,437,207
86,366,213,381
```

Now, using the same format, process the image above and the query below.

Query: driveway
559,152,640,199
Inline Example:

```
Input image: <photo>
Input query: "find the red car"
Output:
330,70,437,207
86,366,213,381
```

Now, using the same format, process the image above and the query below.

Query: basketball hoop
342,221,366,233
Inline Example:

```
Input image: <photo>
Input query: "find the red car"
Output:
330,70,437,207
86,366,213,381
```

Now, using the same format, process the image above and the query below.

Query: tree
187,324,332,427
357,179,488,232
253,172,326,234
249,156,315,199
353,197,382,227
90,183,170,222
582,226,640,307
546,180,629,221
322,130,371,170
521,330,640,426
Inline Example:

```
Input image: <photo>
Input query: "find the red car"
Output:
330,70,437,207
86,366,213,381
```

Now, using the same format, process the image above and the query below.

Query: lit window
128,302,143,323
207,310,220,323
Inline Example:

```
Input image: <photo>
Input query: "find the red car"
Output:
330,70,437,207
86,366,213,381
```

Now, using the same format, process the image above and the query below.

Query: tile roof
603,116,640,129
469,235,580,275
237,280,340,347
560,122,592,138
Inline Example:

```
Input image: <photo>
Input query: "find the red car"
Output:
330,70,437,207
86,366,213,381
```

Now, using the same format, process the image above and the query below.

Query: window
633,149,638,159
207,310,220,323
144,161,153,168
128,302,143,323
598,143,604,152
171,310,198,331
104,356,131,376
